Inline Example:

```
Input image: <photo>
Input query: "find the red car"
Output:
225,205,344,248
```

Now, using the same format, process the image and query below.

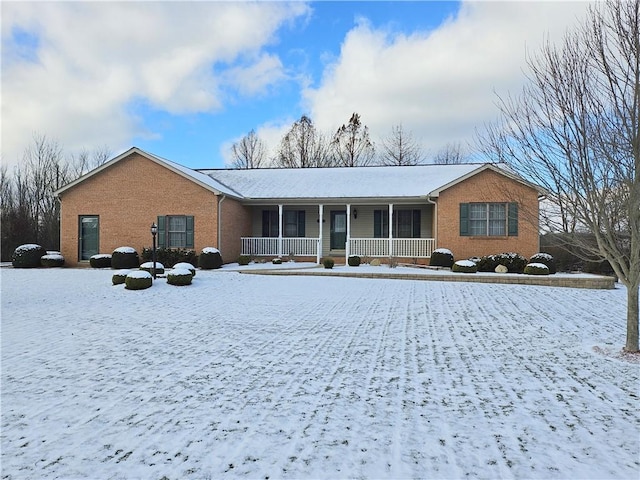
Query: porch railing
241,237,319,257
350,238,436,258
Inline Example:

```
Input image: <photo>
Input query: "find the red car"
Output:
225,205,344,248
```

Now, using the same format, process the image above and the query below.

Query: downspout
426,196,437,256
217,194,226,253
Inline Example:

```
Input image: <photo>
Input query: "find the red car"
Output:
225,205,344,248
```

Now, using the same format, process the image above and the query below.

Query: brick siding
59,153,220,266
436,169,540,260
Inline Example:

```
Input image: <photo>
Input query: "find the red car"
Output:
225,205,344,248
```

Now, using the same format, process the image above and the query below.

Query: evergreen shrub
452,260,478,273
112,247,140,269
524,263,550,275
167,268,193,286
529,253,556,274
173,262,196,277
12,244,47,268
348,255,361,267
140,261,165,275
430,248,454,267
112,269,130,285
323,257,335,269
237,255,251,266
41,254,65,267
90,254,112,268
141,247,197,268
125,271,153,290
199,247,223,269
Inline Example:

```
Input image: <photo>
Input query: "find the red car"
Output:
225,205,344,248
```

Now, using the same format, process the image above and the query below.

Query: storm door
330,211,347,250
79,216,99,260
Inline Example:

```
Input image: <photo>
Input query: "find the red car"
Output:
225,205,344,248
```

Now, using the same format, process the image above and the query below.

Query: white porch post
317,204,324,264
388,203,394,258
278,204,283,257
346,204,351,263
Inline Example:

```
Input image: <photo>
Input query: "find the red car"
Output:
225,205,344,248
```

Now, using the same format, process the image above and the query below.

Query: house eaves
426,163,546,198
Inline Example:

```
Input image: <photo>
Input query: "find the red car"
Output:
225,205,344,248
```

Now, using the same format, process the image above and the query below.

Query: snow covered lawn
1,268,638,479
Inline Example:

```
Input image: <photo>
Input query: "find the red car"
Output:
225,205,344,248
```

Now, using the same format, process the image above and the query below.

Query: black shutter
262,210,270,237
186,216,194,248
157,216,166,248
460,203,469,236
508,202,518,236
374,210,382,238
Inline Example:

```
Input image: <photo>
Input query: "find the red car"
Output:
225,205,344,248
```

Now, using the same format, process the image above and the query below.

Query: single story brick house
55,147,544,267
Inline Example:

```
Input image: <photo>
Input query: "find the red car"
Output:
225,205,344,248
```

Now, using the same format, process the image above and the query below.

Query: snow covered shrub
452,260,478,273
112,269,130,285
140,261,165,275
476,255,498,272
237,255,251,266
529,253,556,274
125,271,153,290
199,247,223,269
12,244,47,268
495,252,528,273
430,248,454,267
173,262,196,277
90,254,111,268
111,247,140,269
323,257,335,269
524,263,550,275
141,247,197,268
272,258,283,265
167,268,193,286
348,255,361,267
40,253,65,267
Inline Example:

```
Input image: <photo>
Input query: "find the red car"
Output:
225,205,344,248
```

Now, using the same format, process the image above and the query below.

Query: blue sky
1,1,591,170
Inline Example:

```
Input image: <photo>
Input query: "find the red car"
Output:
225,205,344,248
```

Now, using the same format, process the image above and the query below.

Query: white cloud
303,1,593,160
1,1,309,165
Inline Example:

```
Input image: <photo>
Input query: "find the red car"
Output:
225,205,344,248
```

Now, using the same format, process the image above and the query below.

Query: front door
79,216,99,260
330,211,347,250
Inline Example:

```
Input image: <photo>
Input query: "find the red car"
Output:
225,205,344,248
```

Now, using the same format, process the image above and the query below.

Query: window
262,209,306,237
374,209,421,238
157,215,194,248
460,203,518,236
262,210,279,237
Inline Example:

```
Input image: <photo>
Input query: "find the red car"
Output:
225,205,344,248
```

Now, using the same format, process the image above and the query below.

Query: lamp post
150,222,158,279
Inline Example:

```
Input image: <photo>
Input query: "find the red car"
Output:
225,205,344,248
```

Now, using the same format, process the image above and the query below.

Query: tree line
1,134,111,261
229,112,469,169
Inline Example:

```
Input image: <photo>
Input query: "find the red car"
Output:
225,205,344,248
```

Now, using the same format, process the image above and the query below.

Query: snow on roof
200,163,490,200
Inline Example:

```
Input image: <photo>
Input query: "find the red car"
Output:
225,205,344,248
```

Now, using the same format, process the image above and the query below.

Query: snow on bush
140,261,165,275
199,247,223,269
430,248,454,267
173,262,196,277
12,244,47,268
452,259,478,273
167,268,193,286
111,270,130,285
90,254,112,269
40,254,65,268
524,262,550,276
272,258,283,265
125,271,153,290
111,247,139,269
529,252,557,274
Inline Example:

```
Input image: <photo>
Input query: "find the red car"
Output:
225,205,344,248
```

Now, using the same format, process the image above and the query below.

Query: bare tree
331,113,375,167
479,0,640,352
70,145,112,178
379,123,423,166
229,129,267,169
432,141,469,164
275,115,331,168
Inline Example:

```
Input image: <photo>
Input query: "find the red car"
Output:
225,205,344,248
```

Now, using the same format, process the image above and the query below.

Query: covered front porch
240,203,436,263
